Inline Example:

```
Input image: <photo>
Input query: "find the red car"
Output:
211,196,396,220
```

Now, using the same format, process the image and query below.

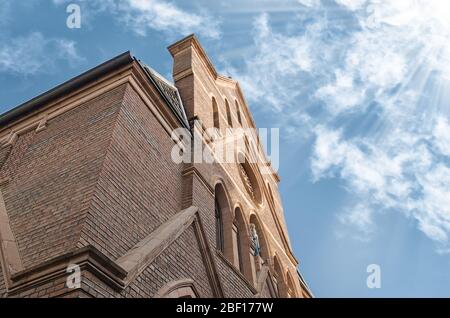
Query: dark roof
137,61,189,129
0,51,189,130
0,51,133,128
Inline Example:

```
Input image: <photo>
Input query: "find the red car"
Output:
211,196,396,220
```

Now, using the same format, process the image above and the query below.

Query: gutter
0,51,134,128
298,270,314,298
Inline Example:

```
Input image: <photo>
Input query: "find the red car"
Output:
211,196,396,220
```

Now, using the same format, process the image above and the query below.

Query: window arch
215,196,224,252
231,219,241,270
235,100,242,125
212,97,220,130
214,182,233,261
225,99,233,127
286,271,297,298
249,213,270,284
273,256,288,298
155,279,199,298
233,207,253,282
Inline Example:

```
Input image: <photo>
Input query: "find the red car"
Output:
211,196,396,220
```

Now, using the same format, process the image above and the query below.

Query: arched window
249,214,270,282
225,99,233,127
232,207,253,282
215,196,224,252
286,271,296,298
232,220,241,270
214,183,233,261
235,100,242,125
273,256,288,298
212,97,220,130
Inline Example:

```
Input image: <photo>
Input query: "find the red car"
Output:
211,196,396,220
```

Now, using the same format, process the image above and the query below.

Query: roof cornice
168,34,218,80
0,51,133,129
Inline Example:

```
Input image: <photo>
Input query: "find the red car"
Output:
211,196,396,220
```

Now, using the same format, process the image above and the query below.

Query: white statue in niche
249,223,261,257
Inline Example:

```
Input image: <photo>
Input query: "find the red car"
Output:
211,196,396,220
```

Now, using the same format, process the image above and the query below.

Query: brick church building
0,35,312,298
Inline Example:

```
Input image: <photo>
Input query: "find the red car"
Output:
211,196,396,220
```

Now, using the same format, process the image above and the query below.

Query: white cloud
312,126,409,200
52,0,220,39
297,0,320,8
312,120,450,247
415,164,450,243
225,12,317,119
0,32,83,76
339,203,375,239
346,34,406,89
315,70,365,114
122,0,220,38
315,28,407,115
433,117,450,158
335,0,366,11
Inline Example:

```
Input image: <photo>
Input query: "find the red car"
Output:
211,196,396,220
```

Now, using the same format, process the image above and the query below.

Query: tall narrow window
273,275,279,297
235,100,242,125
212,97,220,130
225,99,233,127
234,207,253,282
273,256,287,297
232,221,242,271
215,196,224,252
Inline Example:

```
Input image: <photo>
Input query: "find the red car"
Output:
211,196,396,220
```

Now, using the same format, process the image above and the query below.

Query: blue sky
1,0,450,297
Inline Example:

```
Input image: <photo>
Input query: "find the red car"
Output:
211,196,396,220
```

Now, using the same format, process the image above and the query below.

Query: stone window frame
235,99,242,126
215,195,224,253
286,270,297,298
273,255,288,297
225,99,233,128
232,205,254,283
214,181,234,263
212,96,220,131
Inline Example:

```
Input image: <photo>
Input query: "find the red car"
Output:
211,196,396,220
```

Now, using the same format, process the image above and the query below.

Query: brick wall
0,265,5,297
0,84,127,269
78,83,184,261
0,145,11,170
125,224,214,298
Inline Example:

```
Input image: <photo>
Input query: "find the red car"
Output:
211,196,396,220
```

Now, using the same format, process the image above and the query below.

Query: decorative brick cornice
168,34,218,81
6,246,126,296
